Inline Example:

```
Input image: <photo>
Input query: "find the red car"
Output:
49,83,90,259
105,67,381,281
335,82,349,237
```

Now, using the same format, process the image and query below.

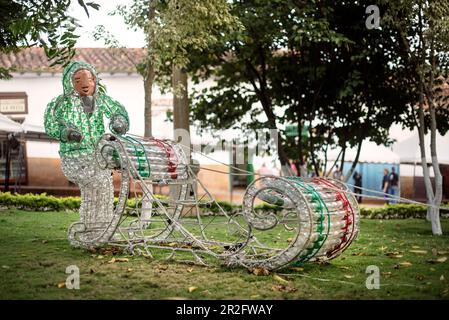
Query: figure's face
72,69,96,96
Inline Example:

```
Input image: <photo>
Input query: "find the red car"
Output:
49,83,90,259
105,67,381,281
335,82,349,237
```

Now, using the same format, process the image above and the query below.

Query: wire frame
65,133,359,270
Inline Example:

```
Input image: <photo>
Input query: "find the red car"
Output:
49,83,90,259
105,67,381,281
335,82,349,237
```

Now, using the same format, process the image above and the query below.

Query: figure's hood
61,61,100,95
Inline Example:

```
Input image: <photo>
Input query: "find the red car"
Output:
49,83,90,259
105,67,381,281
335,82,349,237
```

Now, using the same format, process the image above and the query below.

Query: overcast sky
68,0,145,48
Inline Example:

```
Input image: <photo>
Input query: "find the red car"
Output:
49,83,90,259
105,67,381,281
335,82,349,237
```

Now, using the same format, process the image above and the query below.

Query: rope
182,145,448,211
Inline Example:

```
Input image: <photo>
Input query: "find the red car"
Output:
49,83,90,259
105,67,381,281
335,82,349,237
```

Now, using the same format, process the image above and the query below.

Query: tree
111,0,241,138
381,0,449,235
189,0,410,178
0,0,99,79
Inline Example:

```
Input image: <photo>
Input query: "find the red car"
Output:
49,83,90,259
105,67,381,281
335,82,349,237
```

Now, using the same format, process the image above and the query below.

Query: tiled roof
0,47,146,73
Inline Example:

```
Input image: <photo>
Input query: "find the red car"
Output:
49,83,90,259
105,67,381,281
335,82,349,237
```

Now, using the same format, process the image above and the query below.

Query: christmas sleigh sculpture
68,133,360,271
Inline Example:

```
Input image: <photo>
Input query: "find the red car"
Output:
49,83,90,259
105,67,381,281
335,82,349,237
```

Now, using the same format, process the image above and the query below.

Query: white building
0,47,246,200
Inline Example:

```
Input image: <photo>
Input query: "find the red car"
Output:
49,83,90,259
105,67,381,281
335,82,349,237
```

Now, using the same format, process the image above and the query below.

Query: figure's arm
44,97,83,143
102,95,130,135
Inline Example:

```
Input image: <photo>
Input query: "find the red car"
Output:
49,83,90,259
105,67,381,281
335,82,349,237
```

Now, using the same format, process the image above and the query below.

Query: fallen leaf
386,252,403,258
108,257,129,263
437,251,448,256
127,268,133,272
343,275,354,279
395,261,412,269
202,290,211,295
412,245,420,249
251,267,270,276
1,265,10,269
440,275,445,281
427,257,447,264
290,267,304,272
271,285,297,293
409,250,428,255
97,255,104,259
41,240,48,244
187,268,194,273
273,274,289,284
188,286,198,293
57,282,66,289
338,266,350,270
156,265,168,272
250,294,261,299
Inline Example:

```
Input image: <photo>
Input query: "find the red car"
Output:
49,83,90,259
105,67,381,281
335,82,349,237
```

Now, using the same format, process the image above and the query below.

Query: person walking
389,167,399,204
382,168,390,204
353,171,363,203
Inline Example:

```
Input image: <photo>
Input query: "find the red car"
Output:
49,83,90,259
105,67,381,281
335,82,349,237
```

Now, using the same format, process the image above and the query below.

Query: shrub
1,191,448,219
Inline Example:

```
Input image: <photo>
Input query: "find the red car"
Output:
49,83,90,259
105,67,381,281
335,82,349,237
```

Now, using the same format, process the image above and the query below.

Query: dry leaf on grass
271,284,297,293
273,274,289,284
427,257,447,264
343,275,354,279
386,252,403,258
108,257,129,264
394,261,412,269
251,267,270,276
290,267,304,272
409,250,428,255
188,286,198,293
57,282,66,289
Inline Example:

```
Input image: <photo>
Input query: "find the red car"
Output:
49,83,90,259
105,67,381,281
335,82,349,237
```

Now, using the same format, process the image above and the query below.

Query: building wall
0,71,233,199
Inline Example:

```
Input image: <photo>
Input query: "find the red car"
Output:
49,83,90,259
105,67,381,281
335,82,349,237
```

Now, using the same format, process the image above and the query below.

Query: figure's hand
67,129,83,142
111,115,128,135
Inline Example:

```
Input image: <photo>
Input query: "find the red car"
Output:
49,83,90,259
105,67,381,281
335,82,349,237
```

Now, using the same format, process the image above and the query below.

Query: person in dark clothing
353,171,363,203
389,167,399,204
382,168,390,204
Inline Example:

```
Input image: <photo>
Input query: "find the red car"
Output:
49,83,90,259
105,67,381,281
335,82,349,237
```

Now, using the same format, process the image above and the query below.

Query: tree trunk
143,2,156,137
172,65,190,153
143,64,155,137
171,65,192,206
343,139,363,182
339,143,346,175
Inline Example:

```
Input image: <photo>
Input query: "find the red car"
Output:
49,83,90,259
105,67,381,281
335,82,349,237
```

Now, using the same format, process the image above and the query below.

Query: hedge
360,204,449,219
0,191,448,219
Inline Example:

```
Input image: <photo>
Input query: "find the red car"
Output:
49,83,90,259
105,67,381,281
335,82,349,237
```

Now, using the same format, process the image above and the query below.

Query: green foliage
189,0,412,175
0,192,170,212
0,0,99,79
107,0,242,86
360,204,449,219
3,192,448,220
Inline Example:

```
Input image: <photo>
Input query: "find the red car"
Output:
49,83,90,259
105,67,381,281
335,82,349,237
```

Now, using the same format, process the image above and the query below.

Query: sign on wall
0,92,28,114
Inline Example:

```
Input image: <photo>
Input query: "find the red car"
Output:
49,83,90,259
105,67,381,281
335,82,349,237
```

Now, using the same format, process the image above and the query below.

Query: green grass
0,209,449,299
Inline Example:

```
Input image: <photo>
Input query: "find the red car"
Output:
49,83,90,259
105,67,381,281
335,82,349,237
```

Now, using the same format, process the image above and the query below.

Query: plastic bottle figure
44,61,129,244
